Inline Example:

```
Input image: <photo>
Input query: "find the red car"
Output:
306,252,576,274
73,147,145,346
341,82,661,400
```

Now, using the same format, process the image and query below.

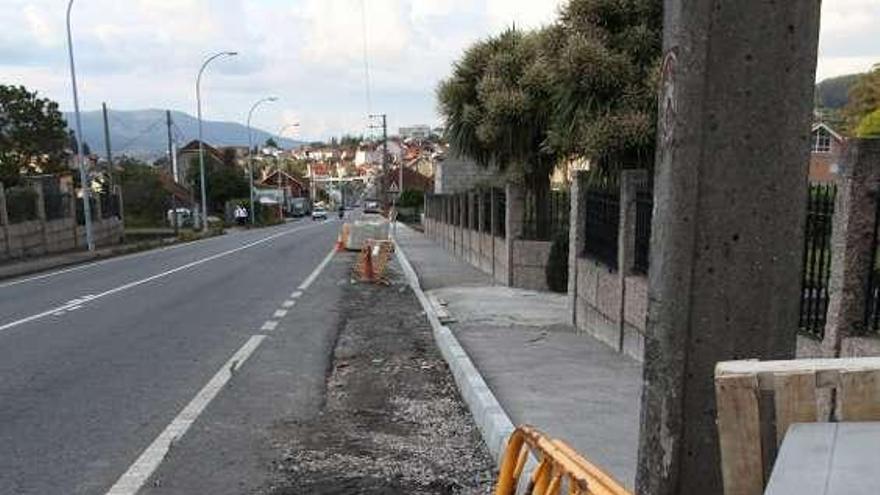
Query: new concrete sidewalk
395,224,643,489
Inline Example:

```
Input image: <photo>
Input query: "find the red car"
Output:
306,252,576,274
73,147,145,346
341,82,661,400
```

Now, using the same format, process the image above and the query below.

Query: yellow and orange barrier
495,426,631,495
336,223,351,252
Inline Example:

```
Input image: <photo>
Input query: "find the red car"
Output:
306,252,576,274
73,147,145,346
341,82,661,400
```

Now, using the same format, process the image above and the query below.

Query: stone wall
1,216,122,262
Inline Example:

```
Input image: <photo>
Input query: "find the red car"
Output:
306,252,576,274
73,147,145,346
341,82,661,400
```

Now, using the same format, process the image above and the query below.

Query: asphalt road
0,218,346,494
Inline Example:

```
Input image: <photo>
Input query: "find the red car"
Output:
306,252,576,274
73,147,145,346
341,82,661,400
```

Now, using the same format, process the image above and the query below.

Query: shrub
545,229,569,293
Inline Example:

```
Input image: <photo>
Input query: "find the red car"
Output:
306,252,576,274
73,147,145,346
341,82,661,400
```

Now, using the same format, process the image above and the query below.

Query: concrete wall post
636,2,821,494
617,170,648,351
32,180,49,254
568,171,588,326
0,183,9,258
822,139,880,356
491,187,499,281
505,183,525,287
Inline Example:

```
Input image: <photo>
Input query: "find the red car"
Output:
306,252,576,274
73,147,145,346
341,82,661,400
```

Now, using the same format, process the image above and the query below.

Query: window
812,128,832,153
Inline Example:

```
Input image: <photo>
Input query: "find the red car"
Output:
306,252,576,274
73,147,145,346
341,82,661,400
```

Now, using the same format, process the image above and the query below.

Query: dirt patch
261,257,494,494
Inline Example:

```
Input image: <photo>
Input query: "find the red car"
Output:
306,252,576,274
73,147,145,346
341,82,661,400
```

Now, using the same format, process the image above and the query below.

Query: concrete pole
66,0,94,252
822,139,880,356
636,2,821,494
617,170,647,351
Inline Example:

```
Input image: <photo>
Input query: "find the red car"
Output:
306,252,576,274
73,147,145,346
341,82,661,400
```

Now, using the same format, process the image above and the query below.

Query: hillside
815,73,861,110
63,109,302,161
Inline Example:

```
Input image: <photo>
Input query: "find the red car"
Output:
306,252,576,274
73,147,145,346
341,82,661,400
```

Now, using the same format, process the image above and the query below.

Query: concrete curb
393,229,515,466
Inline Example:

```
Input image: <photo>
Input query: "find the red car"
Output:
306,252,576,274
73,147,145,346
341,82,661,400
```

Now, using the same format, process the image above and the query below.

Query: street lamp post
196,51,237,231
276,123,300,220
66,0,94,251
246,96,278,225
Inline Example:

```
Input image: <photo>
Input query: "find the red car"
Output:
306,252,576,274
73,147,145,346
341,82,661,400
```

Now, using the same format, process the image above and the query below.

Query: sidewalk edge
394,233,514,466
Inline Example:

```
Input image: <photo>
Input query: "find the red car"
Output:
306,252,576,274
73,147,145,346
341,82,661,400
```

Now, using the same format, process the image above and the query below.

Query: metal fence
76,197,99,225
482,190,492,233
494,188,506,238
634,184,653,274
5,187,39,224
44,192,71,221
522,190,570,241
100,192,121,219
799,183,836,339
583,179,620,269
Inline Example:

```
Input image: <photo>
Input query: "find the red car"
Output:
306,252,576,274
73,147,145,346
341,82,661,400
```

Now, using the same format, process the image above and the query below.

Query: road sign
388,182,400,194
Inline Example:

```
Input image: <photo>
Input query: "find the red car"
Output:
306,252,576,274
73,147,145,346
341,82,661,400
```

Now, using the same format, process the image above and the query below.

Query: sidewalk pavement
394,224,643,490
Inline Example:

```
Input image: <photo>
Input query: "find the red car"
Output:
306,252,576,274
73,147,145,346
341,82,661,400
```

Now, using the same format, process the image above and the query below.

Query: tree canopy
0,85,70,186
844,64,880,130
437,0,662,178
856,109,880,138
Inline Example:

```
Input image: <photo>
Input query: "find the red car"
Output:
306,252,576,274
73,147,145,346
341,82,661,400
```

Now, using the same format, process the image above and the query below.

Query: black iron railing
583,180,620,269
44,192,71,221
494,188,506,238
799,183,836,339
634,184,653,274
5,187,39,224
522,190,570,241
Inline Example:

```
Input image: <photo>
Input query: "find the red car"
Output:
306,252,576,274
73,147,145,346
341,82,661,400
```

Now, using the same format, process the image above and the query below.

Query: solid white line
0,224,324,334
273,309,288,318
297,248,336,291
105,334,266,495
261,321,278,331
281,300,295,308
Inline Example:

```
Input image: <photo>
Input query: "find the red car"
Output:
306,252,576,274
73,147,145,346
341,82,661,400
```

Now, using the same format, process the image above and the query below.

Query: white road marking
297,248,336,291
281,300,295,308
0,224,325,334
261,321,278,331
290,291,303,299
105,334,266,495
273,309,288,318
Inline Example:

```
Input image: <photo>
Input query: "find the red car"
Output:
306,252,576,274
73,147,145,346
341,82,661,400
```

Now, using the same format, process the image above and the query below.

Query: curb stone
393,230,515,466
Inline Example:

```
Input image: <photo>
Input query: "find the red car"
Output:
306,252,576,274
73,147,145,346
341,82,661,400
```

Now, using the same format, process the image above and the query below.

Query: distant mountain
815,73,861,110
63,109,302,161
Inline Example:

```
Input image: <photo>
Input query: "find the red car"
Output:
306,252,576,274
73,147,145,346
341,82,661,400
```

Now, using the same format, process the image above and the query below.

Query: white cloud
1,0,877,139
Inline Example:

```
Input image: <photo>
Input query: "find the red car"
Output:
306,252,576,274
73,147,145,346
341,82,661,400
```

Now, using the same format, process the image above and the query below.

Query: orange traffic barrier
495,425,632,495
335,223,350,252
353,239,395,284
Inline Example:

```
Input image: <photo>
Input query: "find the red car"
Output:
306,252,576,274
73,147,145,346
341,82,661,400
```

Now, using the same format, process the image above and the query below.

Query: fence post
32,180,49,255
0,182,9,259
635,1,821,493
506,183,525,287
822,139,880,356
568,171,587,327
616,170,648,352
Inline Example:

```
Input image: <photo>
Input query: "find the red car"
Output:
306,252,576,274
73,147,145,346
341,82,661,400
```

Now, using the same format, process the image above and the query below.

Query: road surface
0,219,346,494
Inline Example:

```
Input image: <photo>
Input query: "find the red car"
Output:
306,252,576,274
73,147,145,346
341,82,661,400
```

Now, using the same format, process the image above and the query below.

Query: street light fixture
66,0,94,251
276,123,300,219
196,51,238,231
246,96,279,225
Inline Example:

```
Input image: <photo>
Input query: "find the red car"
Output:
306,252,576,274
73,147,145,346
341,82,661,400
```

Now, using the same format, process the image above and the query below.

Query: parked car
363,199,381,214
311,207,327,221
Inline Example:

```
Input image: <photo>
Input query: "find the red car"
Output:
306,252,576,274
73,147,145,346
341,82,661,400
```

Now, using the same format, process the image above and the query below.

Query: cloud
1,0,877,140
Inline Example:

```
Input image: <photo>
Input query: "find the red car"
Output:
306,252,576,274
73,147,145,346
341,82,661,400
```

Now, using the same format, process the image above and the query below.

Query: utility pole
166,110,179,237
369,113,387,209
101,102,114,192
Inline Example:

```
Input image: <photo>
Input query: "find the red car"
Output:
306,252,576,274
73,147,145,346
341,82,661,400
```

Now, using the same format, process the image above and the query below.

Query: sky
2,0,878,142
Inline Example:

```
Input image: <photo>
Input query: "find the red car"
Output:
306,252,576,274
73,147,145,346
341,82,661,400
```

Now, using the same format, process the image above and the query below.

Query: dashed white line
282,300,295,308
273,309,288,318
290,291,303,299
261,321,279,331
104,334,266,495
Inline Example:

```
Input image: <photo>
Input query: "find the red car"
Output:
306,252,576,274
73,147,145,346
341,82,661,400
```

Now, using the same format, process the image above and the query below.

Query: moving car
311,207,327,221
363,199,381,214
